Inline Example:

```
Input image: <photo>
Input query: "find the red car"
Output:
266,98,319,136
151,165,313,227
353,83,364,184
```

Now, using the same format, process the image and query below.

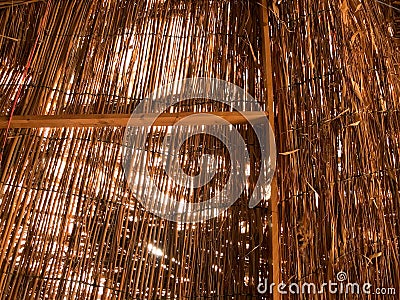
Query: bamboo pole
0,112,268,128
260,1,281,299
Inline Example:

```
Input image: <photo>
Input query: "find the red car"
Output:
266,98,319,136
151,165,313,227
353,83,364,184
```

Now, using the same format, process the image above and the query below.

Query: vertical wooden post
260,1,281,299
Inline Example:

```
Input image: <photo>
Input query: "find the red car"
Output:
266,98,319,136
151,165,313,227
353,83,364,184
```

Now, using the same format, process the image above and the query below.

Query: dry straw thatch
271,0,400,298
0,0,399,299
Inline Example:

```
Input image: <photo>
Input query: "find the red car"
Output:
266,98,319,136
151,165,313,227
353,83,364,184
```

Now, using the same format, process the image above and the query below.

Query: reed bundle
271,0,400,298
0,1,269,299
0,0,399,299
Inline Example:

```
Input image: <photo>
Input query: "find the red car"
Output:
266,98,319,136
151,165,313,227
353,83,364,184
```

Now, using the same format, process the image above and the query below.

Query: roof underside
0,0,399,299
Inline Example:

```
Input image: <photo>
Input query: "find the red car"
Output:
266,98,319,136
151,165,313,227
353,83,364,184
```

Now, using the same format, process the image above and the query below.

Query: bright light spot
178,201,185,213
147,243,164,257
240,221,249,233
245,163,251,176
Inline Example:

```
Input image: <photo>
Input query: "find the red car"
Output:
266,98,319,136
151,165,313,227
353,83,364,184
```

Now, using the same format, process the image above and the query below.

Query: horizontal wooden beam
0,112,268,128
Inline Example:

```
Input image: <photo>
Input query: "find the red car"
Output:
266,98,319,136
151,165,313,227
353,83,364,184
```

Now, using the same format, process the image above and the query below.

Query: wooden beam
0,111,268,128
260,1,282,299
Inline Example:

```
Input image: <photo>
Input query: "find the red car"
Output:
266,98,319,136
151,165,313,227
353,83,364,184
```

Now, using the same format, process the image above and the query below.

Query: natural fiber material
271,0,400,297
0,1,269,299
0,0,399,299
0,0,44,10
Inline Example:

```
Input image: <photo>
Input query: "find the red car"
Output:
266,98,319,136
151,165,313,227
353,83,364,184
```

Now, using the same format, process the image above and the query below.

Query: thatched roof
0,0,399,299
